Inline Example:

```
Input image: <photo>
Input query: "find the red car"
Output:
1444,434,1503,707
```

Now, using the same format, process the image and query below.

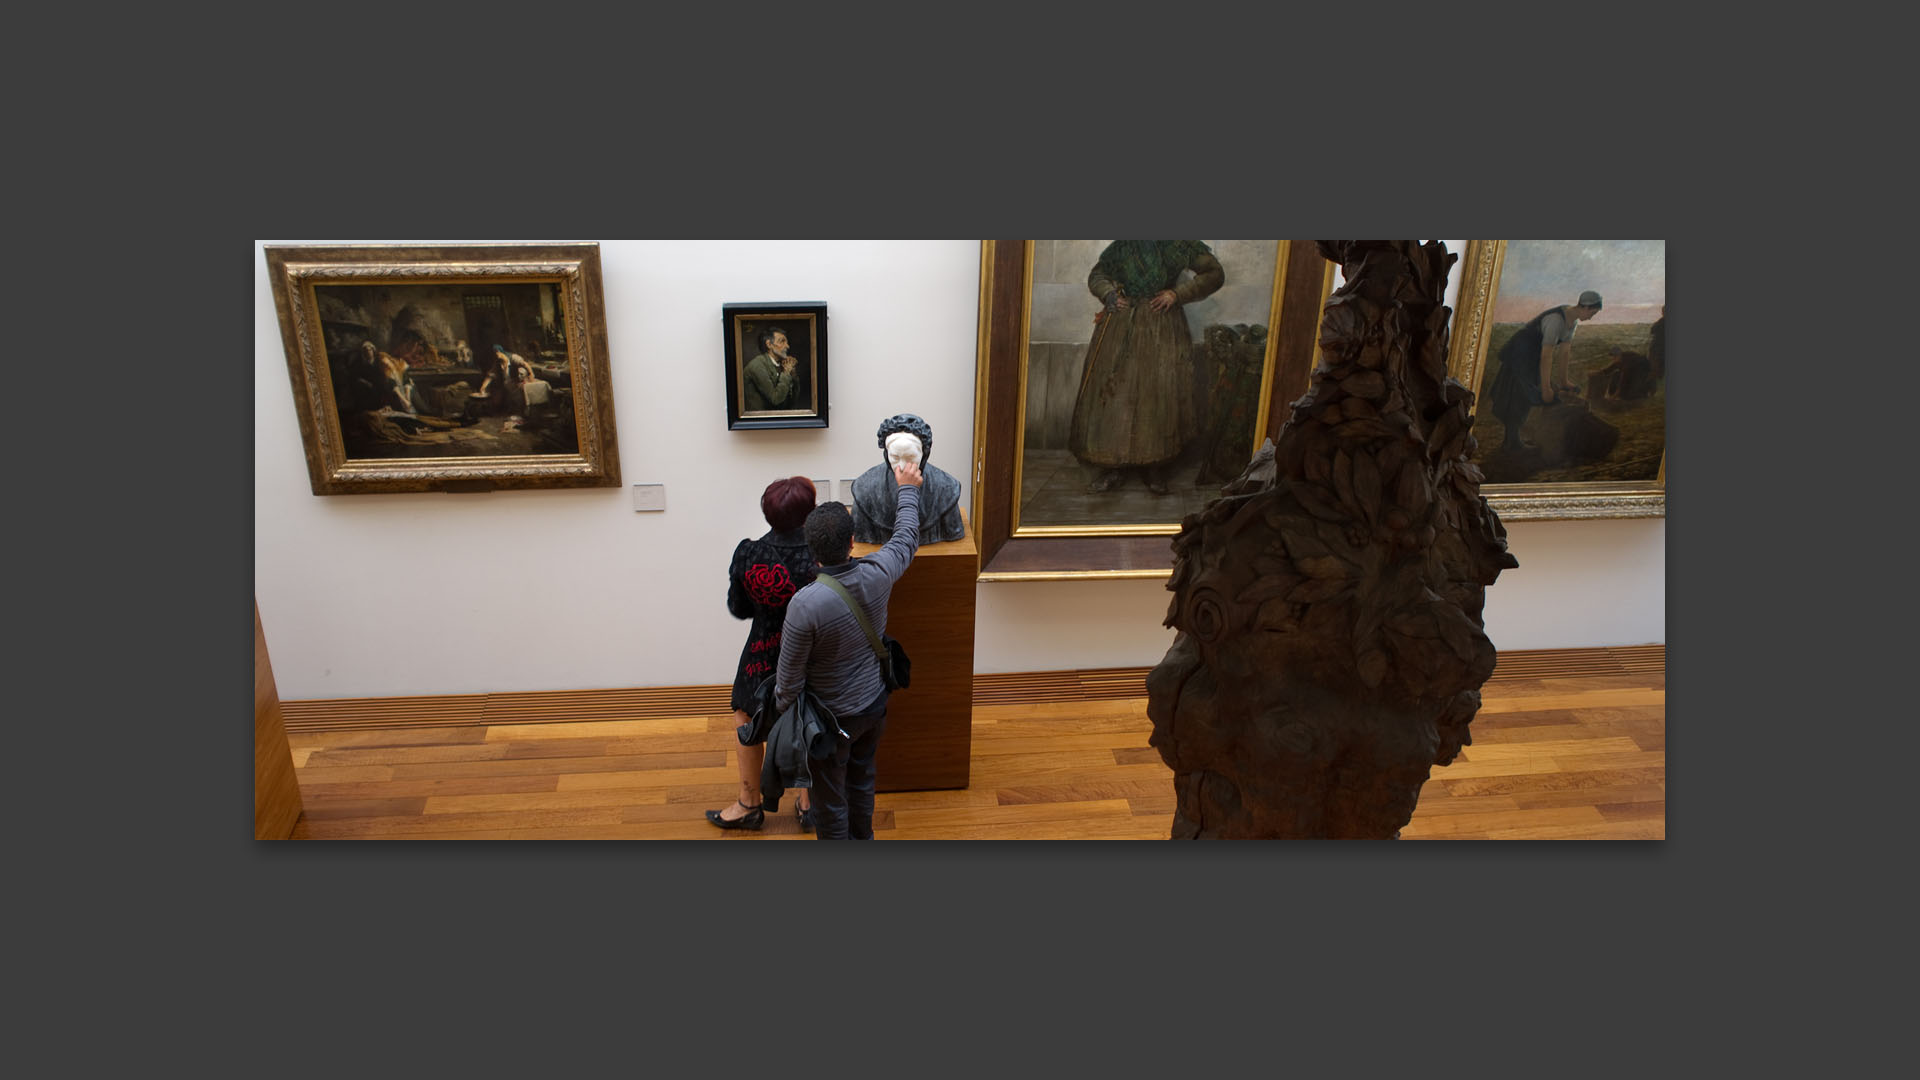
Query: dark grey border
27,5,1848,1070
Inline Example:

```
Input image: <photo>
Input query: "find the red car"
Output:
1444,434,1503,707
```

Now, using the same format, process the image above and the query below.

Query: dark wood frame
265,243,621,495
722,302,830,430
970,240,1335,580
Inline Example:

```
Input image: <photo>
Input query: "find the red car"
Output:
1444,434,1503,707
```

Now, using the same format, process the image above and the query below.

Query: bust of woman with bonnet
850,413,965,544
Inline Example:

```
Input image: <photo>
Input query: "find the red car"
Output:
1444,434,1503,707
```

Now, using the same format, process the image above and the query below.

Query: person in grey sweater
772,458,923,839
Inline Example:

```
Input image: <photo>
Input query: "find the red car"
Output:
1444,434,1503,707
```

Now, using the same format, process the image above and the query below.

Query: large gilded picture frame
265,243,621,495
1446,240,1665,520
972,240,1335,579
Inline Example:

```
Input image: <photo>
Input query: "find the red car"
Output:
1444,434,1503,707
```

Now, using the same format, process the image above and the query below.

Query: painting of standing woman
1016,240,1291,530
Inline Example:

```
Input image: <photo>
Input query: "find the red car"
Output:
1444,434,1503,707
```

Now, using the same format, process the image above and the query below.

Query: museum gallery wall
255,241,1664,701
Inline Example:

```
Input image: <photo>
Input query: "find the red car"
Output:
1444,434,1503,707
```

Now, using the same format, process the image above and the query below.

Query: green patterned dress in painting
1068,240,1226,472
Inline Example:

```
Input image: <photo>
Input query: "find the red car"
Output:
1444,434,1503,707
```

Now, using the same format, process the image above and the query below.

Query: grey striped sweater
773,486,921,718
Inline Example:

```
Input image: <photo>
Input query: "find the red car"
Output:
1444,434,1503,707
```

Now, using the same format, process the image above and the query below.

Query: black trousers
811,692,889,840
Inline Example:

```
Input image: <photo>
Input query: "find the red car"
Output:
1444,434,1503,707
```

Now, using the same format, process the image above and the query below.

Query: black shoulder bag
813,572,912,691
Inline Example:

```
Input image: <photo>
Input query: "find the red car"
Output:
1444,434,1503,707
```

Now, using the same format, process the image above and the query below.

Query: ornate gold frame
265,243,620,495
971,240,1335,580
1446,240,1666,521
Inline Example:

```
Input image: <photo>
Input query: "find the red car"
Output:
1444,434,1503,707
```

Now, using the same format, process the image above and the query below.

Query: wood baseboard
278,644,1663,734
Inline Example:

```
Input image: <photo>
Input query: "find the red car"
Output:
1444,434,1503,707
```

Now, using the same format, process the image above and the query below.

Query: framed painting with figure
1446,240,1666,519
265,243,620,495
971,240,1335,579
723,302,829,430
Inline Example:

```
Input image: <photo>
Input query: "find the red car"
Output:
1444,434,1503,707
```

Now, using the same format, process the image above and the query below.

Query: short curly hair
805,501,855,566
876,413,932,465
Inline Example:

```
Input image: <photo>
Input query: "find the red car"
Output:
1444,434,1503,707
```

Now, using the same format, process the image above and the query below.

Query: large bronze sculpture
1145,241,1519,838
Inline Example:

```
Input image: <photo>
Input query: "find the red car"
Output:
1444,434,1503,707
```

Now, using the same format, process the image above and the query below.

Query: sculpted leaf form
1146,241,1519,838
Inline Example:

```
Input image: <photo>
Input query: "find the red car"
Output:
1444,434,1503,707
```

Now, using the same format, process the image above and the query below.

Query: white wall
256,240,1663,701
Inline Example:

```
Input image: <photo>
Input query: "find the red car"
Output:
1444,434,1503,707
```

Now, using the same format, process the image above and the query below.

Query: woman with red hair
707,476,819,830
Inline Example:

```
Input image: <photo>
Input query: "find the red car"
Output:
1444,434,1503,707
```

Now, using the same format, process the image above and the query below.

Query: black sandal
705,799,765,831
797,800,815,833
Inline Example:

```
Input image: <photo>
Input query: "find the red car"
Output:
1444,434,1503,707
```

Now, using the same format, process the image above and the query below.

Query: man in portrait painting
743,326,801,412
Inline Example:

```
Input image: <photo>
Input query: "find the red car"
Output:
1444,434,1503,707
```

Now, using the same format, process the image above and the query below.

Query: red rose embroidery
744,563,797,606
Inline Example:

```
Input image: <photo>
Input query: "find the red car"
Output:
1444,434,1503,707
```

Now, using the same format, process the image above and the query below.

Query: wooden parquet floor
286,665,1664,840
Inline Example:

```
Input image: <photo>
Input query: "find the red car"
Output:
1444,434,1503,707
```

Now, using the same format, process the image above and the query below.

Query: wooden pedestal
851,514,977,791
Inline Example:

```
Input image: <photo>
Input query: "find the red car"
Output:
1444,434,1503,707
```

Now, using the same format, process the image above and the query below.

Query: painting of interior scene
313,281,580,459
1469,240,1665,485
1018,240,1284,529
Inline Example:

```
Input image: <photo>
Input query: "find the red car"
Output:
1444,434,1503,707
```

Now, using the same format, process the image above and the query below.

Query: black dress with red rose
727,528,818,712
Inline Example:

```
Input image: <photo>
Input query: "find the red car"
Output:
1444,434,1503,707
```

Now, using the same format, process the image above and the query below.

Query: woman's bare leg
716,710,762,822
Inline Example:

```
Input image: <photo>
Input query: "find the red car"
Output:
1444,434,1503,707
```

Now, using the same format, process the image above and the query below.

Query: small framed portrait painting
723,302,828,430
